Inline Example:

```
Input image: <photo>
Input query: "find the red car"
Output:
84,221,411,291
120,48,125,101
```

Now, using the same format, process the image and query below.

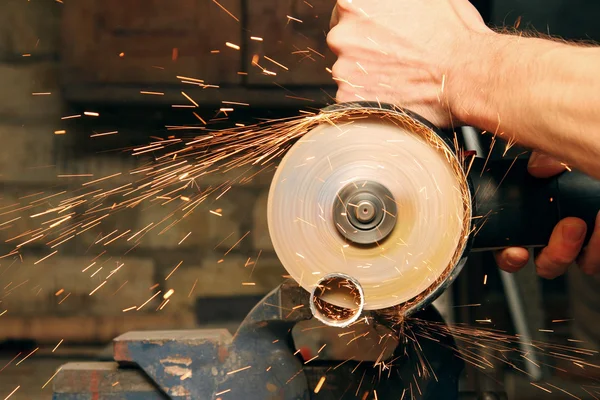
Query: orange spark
90,131,118,138
16,348,38,366
178,232,192,245
224,231,250,256
3,386,20,399
264,56,289,70
165,261,183,280
89,281,107,296
226,366,251,375
52,339,63,352
137,291,161,310
181,91,199,107
140,91,164,96
212,0,239,21
314,376,326,393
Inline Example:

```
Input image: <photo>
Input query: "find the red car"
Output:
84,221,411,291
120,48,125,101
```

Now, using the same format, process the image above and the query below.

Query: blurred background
0,0,598,398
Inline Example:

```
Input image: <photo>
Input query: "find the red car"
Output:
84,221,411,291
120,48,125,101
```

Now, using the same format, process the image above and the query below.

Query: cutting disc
267,108,471,311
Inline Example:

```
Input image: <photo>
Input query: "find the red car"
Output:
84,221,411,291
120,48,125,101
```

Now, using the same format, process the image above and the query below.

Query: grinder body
471,157,599,250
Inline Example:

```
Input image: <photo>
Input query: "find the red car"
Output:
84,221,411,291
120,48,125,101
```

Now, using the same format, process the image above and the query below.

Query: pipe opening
309,274,364,327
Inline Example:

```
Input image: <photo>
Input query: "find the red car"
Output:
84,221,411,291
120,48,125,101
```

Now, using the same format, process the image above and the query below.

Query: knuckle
326,26,345,50
335,0,354,13
330,62,344,78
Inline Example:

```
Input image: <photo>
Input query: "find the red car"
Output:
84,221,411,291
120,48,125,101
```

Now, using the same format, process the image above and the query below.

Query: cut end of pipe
309,273,364,328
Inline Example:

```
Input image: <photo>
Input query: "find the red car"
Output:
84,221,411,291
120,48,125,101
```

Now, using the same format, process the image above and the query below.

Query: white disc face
267,115,468,310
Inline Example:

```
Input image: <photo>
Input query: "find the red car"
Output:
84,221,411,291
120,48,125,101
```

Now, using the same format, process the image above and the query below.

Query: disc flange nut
333,181,397,245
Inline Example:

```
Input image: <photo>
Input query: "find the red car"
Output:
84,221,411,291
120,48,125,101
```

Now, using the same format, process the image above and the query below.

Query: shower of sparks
2,80,593,399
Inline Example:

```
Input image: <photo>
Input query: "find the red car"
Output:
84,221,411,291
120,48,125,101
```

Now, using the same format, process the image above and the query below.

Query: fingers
527,152,566,178
535,217,587,279
497,153,595,279
330,4,339,30
495,247,530,273
577,211,600,275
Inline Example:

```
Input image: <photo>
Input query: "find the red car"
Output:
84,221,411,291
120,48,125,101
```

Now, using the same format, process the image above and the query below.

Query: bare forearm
452,33,600,178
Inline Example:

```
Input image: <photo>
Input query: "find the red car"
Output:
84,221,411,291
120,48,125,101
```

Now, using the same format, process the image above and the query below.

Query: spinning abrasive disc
267,106,472,314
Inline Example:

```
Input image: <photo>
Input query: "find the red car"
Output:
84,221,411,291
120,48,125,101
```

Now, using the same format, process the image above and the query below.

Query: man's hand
327,0,493,127
495,153,600,278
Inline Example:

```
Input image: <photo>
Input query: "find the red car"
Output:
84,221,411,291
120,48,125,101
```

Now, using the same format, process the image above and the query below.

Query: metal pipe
309,273,365,328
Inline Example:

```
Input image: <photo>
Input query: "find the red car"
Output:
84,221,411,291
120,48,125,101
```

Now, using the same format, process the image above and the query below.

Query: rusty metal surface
52,362,168,399
53,281,469,399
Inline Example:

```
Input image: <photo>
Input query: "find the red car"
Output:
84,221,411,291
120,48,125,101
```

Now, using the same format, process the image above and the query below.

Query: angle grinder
267,101,600,327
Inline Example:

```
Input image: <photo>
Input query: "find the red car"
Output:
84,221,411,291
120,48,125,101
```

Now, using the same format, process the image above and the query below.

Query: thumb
528,152,567,178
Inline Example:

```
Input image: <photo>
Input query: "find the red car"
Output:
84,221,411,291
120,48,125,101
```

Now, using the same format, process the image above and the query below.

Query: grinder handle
469,157,600,250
